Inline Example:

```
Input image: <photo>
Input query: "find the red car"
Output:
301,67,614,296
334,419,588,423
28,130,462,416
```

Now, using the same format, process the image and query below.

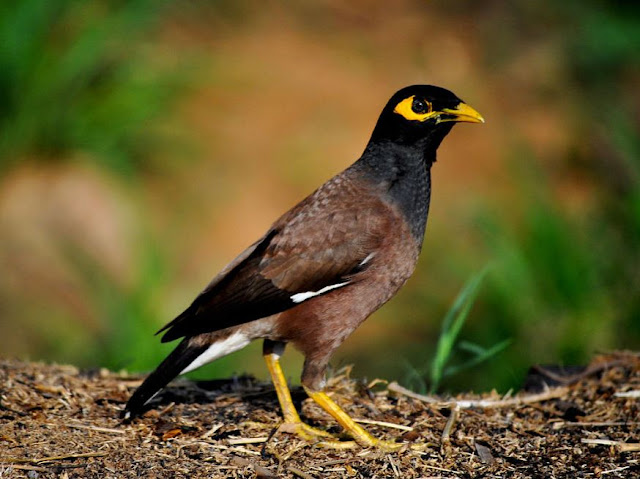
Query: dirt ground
1,352,638,478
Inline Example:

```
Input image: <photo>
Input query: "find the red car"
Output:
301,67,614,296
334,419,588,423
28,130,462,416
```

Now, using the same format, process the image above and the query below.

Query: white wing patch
359,252,376,266
180,332,250,375
290,281,350,304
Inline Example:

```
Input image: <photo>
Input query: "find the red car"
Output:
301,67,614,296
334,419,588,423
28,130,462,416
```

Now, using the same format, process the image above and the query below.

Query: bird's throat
388,157,431,246
355,142,432,245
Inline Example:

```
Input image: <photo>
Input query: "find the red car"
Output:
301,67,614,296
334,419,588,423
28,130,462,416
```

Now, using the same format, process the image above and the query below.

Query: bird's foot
279,421,334,441
319,436,411,452
331,434,426,452
345,429,406,452
279,421,412,451
301,387,415,452
279,421,361,449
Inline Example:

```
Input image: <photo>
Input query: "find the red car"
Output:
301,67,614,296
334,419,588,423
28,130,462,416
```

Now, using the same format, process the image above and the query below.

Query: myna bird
124,85,484,450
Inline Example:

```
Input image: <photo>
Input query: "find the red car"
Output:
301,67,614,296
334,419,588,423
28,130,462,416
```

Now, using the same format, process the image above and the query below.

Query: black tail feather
122,339,207,419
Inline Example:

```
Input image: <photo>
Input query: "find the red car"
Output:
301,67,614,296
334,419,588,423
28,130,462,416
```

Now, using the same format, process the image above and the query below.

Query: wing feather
158,176,391,342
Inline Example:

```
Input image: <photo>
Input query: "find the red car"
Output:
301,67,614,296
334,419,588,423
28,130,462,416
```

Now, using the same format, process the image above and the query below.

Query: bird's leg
264,341,404,450
302,385,404,452
262,340,335,442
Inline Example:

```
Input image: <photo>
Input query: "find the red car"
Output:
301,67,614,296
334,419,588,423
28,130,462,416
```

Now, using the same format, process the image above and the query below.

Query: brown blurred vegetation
1,0,638,392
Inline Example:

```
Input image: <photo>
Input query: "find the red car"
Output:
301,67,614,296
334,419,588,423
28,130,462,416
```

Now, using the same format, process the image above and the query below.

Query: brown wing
158,176,391,342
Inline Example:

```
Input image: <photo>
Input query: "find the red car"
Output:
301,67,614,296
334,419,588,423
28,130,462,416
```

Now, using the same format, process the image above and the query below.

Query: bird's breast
273,203,421,356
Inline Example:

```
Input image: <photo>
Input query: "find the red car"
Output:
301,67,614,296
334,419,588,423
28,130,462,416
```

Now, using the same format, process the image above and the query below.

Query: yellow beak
439,102,485,124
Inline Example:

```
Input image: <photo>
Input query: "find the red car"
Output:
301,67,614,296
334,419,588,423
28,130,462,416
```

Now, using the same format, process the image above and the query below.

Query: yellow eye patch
393,95,435,122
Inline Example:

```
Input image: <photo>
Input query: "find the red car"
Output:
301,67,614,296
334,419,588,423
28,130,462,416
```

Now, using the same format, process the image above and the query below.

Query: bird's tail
122,339,208,419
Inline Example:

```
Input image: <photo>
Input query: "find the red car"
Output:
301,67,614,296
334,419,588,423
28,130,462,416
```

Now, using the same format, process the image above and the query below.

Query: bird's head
370,85,484,148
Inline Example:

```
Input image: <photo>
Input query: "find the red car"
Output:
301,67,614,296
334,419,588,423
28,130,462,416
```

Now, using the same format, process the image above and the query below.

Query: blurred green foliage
62,232,175,371
0,0,179,176
1,0,638,394
441,0,640,392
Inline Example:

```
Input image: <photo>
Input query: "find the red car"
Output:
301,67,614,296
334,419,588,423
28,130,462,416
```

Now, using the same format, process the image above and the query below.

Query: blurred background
1,0,638,393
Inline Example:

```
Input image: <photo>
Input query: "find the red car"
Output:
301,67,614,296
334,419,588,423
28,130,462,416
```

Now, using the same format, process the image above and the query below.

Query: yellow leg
263,344,408,451
303,386,403,452
263,352,334,442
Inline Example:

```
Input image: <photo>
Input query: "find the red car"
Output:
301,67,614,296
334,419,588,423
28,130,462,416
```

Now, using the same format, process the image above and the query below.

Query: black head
369,85,484,147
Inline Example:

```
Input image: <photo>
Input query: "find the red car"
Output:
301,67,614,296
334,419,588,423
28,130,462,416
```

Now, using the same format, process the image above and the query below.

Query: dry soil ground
1,352,639,478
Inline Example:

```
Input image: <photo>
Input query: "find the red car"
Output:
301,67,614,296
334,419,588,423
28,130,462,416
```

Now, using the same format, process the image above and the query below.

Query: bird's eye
411,98,431,114
393,95,435,121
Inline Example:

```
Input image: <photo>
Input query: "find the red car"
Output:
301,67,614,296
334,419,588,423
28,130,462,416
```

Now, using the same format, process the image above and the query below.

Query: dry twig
56,422,126,435
287,465,316,479
581,439,640,452
552,421,639,430
388,381,569,409
353,418,413,431
227,436,269,445
441,405,460,445
614,389,640,398
1,452,106,465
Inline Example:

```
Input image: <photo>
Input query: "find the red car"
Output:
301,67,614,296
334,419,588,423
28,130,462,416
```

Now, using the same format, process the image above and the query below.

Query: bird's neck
354,140,434,245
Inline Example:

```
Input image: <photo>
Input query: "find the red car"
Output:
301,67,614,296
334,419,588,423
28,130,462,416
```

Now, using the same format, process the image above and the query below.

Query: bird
123,85,484,450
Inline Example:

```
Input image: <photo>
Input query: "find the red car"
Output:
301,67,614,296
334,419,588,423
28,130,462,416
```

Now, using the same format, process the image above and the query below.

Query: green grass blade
443,338,512,379
429,266,490,392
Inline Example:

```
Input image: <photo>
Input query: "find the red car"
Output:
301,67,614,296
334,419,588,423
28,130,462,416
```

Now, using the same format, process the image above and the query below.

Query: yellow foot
340,429,407,452
279,421,334,441
331,435,425,452
278,421,359,449
278,421,411,451
365,438,405,452
302,387,415,451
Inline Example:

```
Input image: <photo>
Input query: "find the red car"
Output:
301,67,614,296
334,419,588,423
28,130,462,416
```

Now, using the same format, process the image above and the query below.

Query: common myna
124,85,484,450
